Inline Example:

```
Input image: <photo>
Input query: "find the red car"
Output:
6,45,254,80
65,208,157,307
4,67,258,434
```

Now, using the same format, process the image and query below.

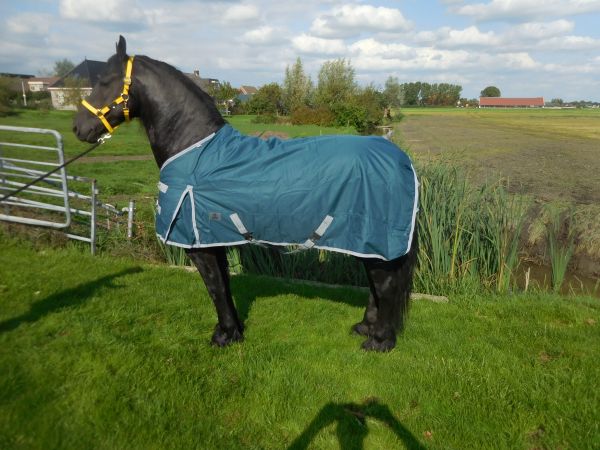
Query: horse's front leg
186,246,243,346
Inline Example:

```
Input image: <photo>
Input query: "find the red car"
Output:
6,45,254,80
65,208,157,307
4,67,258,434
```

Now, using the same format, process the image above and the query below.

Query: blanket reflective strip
155,128,419,261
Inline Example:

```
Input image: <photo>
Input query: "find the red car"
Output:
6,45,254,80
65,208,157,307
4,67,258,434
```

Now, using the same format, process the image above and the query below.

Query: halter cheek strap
81,56,135,134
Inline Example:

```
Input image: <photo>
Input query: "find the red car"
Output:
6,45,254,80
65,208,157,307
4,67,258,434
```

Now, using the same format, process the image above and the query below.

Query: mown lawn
1,237,599,449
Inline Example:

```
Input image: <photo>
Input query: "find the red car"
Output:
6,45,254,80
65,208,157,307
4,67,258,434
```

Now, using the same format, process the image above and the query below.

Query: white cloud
536,35,600,50
292,34,347,55
349,38,415,59
223,4,260,23
508,20,574,40
241,26,282,45
310,4,412,38
60,0,146,24
453,0,600,21
416,25,499,48
6,13,51,36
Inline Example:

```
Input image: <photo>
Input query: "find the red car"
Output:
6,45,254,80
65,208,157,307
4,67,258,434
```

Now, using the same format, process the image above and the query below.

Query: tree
383,76,403,109
63,76,86,107
400,82,422,106
0,77,15,116
206,81,239,113
282,58,313,114
315,58,357,109
53,59,75,77
246,83,284,115
480,86,501,97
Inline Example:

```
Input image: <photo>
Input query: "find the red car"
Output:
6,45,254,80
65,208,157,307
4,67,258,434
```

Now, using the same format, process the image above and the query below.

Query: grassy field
2,109,600,448
397,108,600,205
1,236,599,449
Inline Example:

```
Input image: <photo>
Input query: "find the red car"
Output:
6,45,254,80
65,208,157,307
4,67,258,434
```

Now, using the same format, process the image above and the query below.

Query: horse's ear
116,35,127,60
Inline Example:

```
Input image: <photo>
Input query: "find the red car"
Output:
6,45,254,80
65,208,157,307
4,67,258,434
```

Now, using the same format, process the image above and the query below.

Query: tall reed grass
155,161,531,295
416,164,529,294
546,205,576,292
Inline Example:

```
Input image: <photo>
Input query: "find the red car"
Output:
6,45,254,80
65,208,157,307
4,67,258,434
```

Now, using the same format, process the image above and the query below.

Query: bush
290,106,335,126
26,91,52,111
251,114,278,124
331,100,381,135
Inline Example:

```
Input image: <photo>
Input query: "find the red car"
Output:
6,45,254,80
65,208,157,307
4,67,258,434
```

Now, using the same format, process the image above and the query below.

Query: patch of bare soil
399,115,600,205
252,131,290,140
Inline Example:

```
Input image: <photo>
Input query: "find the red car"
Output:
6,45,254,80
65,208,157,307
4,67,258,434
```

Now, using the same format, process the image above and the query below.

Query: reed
546,205,576,293
415,163,529,294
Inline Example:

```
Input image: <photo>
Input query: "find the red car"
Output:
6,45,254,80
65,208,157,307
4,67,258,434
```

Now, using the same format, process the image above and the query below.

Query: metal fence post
127,200,135,239
90,179,97,255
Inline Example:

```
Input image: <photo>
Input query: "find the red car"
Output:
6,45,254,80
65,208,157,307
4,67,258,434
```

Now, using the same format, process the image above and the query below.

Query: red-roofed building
479,97,544,108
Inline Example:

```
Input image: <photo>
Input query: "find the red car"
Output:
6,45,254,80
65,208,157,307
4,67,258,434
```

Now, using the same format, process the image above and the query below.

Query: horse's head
73,36,135,143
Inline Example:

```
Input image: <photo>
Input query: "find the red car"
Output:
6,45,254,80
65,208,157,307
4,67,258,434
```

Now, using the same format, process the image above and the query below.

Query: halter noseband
81,56,135,134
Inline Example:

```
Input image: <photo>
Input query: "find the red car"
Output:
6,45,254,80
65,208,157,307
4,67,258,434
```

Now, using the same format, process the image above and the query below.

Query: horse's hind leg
358,240,417,352
351,292,377,337
186,247,243,347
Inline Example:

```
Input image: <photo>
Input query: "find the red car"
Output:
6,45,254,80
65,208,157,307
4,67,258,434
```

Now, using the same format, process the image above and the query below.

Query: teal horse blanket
156,124,418,261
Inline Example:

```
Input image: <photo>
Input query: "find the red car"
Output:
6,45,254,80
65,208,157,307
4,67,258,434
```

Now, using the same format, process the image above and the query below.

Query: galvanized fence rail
0,125,134,254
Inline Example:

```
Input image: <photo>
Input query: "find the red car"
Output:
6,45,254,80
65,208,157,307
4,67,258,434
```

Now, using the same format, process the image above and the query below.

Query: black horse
73,37,418,352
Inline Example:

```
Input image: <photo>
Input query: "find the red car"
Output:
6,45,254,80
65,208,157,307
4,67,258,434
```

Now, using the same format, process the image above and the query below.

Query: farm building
48,59,107,110
27,77,59,92
479,97,544,108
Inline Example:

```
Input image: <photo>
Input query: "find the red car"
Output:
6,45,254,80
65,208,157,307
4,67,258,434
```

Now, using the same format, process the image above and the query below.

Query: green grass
227,115,356,137
1,237,599,449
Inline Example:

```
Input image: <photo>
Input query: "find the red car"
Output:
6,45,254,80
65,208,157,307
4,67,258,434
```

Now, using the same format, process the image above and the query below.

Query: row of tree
218,58,464,133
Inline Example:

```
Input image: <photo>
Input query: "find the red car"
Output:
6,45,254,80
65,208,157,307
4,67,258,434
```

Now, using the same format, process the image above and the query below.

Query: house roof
479,97,544,107
239,85,258,95
50,59,107,88
28,77,60,85
186,73,220,92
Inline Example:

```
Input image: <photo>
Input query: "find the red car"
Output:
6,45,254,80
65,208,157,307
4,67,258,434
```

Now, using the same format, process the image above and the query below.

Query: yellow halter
81,56,135,134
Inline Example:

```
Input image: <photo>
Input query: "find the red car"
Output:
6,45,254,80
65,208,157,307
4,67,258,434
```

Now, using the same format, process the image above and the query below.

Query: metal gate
0,125,134,254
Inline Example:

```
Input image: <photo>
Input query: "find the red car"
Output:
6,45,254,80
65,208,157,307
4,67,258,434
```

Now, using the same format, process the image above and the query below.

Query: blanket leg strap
230,213,254,241
229,213,334,254
230,213,277,250
285,215,334,254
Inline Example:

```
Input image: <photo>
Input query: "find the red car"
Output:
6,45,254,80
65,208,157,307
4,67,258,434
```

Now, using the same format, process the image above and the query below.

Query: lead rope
0,134,111,203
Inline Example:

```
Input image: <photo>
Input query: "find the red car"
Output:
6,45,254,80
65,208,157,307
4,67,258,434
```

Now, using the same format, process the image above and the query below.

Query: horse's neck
134,56,225,168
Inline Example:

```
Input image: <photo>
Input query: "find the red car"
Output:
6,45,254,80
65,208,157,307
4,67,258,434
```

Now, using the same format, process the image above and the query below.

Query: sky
1,0,600,101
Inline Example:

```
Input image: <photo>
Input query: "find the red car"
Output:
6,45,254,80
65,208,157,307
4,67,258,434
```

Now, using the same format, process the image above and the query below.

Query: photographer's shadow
288,399,426,450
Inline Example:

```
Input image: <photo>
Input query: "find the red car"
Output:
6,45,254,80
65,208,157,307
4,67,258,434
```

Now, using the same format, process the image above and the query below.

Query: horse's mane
139,55,217,104
129,54,225,165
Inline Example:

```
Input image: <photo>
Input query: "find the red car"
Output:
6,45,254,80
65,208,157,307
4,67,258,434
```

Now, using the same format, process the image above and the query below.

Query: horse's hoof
211,324,243,347
351,321,371,336
361,337,396,352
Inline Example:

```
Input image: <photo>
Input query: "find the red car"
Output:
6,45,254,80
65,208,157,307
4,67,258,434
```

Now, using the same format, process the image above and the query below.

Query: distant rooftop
50,59,107,88
479,97,544,107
